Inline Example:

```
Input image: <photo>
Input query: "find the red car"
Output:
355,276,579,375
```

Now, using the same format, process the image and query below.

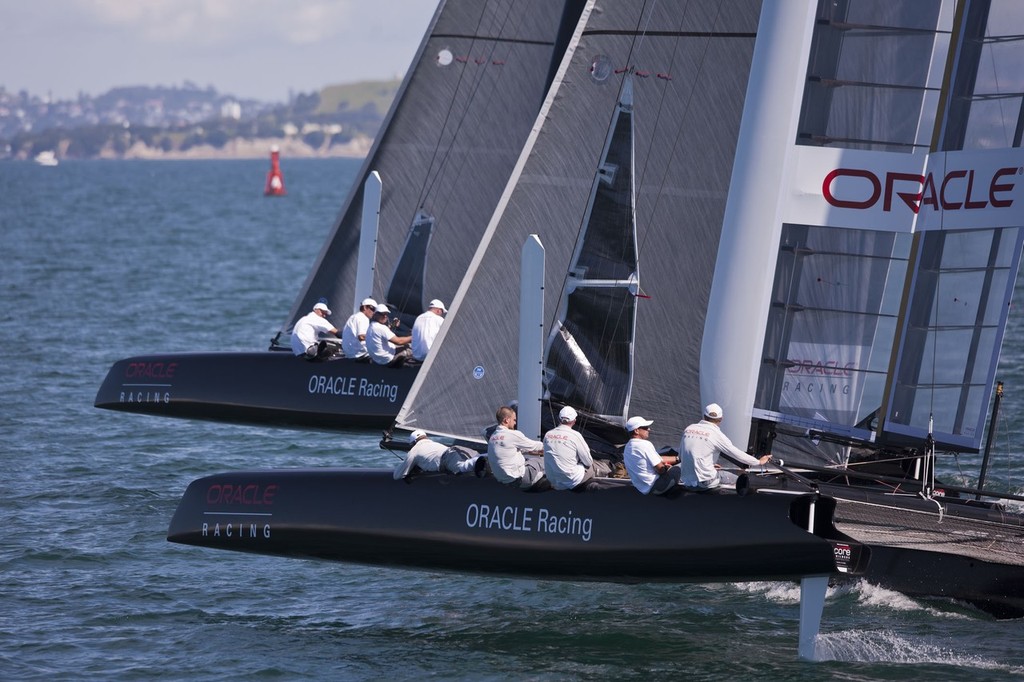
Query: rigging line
545,23,642,342
980,15,1013,148
416,0,523,211
633,0,685,194
392,0,524,315
426,1,530,226
630,0,729,262
543,1,656,366
415,0,505,207
546,0,663,326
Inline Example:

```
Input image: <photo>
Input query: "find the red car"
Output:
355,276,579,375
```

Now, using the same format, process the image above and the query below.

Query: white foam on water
813,628,1023,672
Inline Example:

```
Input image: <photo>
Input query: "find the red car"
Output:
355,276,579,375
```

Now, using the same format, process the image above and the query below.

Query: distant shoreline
25,135,373,162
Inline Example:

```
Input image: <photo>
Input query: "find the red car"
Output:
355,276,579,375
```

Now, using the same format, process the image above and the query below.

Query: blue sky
2,0,438,102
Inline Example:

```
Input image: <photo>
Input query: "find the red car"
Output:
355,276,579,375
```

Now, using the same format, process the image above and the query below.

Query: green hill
317,79,402,116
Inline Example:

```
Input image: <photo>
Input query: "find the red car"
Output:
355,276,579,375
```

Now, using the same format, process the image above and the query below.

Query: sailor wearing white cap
679,403,770,490
290,300,340,359
411,298,447,361
543,406,613,490
393,430,480,480
341,297,378,359
366,303,413,366
622,416,681,495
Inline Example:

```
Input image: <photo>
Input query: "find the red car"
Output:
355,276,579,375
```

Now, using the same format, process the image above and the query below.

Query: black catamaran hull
95,352,417,430
167,469,838,582
168,468,1024,618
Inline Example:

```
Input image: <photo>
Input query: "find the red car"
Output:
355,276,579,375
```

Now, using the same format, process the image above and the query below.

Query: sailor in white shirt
365,304,413,366
622,416,681,495
679,403,770,489
487,405,546,490
341,297,377,359
393,430,480,479
290,302,340,359
543,405,612,490
411,299,446,361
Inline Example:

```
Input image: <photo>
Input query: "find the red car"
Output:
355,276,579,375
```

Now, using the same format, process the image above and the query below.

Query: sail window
885,226,1023,450
797,0,953,153
755,224,911,442
590,55,613,83
942,0,1024,150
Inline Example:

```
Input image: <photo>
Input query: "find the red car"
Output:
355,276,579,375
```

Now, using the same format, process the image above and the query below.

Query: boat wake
731,579,982,620
814,628,1023,671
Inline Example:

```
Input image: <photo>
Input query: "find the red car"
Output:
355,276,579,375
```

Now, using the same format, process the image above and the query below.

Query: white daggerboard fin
798,575,828,661
354,170,381,313
518,235,545,440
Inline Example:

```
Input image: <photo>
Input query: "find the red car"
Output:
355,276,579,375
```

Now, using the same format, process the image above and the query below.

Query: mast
701,1,817,447
518,235,545,439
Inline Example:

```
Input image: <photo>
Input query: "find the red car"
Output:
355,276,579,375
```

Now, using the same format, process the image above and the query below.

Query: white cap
428,299,447,312
374,304,390,315
361,297,378,309
313,302,332,315
704,403,723,420
625,416,653,432
559,406,578,423
409,429,426,443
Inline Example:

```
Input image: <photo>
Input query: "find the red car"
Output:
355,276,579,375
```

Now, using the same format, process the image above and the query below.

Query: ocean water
2,158,1024,680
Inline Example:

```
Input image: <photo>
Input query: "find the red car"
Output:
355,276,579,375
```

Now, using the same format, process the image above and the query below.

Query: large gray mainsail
398,0,764,446
283,0,582,331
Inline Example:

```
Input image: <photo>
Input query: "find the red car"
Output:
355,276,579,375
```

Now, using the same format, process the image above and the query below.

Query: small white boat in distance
34,151,58,166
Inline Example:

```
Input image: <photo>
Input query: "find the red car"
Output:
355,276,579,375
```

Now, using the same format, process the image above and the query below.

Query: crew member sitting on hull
366,304,413,367
394,430,480,480
290,302,341,360
543,405,612,490
679,402,770,490
341,297,377,360
622,416,681,495
487,405,548,491
411,299,447,361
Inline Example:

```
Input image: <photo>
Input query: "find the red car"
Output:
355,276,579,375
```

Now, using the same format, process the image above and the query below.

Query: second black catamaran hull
95,352,417,430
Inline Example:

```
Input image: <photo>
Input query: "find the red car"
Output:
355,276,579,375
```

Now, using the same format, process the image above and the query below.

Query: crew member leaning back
679,402,770,490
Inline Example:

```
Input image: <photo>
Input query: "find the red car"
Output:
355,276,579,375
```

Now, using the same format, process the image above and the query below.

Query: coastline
30,135,373,161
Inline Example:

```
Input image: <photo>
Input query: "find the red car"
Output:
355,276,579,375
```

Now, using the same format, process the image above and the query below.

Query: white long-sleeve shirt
679,419,760,487
543,424,593,490
291,311,335,355
341,311,370,358
487,425,542,485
